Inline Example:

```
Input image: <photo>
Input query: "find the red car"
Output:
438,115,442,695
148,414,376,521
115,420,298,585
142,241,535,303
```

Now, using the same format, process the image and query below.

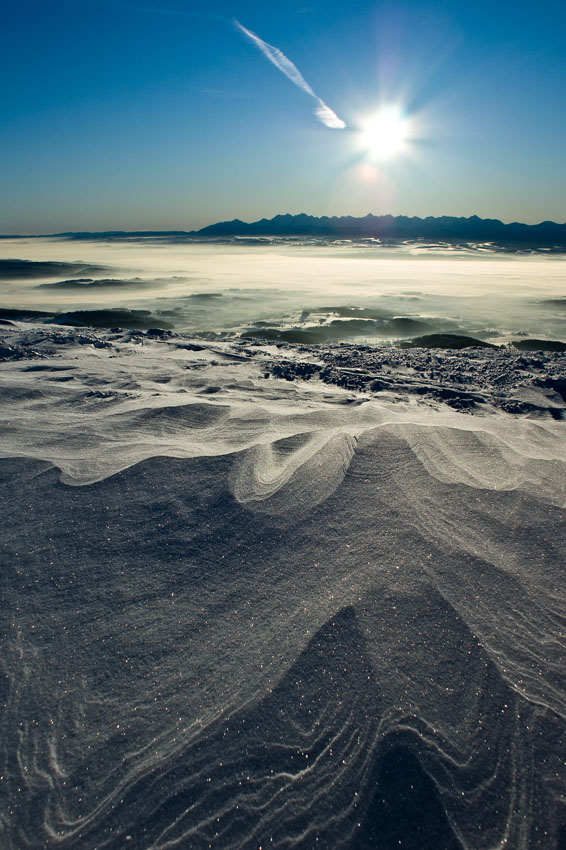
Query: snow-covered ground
1,322,565,849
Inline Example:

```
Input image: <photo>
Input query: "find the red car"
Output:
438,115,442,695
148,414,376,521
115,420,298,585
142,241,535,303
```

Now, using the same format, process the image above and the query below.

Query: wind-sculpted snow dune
1,324,565,849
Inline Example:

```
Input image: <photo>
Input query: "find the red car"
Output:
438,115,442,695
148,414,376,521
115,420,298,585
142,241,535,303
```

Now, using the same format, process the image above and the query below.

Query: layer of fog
0,238,564,343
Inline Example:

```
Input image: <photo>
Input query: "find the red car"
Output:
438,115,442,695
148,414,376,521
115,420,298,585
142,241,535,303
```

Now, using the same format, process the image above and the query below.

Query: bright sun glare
360,105,411,160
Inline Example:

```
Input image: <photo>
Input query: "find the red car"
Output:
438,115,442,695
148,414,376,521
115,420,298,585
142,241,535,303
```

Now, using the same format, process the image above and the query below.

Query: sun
359,105,412,160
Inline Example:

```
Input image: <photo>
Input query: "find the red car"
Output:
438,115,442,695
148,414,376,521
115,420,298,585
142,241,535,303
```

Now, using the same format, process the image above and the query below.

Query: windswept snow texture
1,324,565,850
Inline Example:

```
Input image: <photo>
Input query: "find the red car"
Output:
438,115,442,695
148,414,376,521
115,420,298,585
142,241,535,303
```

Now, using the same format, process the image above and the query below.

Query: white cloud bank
234,19,346,129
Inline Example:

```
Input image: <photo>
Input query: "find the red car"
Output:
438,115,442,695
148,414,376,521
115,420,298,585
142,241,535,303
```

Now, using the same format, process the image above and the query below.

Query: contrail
234,19,346,129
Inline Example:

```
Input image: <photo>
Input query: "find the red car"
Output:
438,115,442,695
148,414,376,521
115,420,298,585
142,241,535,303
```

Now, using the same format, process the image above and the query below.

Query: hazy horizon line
1,210,566,238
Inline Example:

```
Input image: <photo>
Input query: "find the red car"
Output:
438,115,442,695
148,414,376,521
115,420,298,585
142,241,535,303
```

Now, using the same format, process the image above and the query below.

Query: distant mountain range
3,214,566,246
196,213,566,245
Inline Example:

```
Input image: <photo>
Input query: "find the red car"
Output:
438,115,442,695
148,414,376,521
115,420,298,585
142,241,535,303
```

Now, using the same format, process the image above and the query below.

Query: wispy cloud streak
234,19,346,129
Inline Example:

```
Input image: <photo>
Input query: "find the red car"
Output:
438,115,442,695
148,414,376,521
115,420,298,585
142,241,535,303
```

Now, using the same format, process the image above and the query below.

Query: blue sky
1,0,565,231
